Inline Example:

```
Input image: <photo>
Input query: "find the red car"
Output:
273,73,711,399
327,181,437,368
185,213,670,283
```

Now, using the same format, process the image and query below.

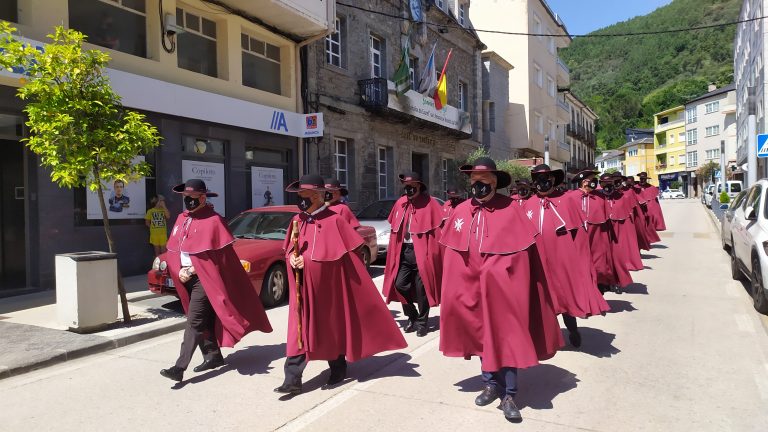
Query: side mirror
745,207,757,220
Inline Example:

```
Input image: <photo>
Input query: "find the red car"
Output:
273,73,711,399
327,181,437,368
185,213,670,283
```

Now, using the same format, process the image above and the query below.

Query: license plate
166,278,175,288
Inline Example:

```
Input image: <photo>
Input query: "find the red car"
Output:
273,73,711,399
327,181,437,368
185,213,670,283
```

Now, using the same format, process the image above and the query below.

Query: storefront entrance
0,137,26,290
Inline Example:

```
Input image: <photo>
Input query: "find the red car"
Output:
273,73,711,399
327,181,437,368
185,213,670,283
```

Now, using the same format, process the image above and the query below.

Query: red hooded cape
166,205,273,348
605,190,642,285
639,184,667,231
568,190,618,286
524,192,609,318
633,186,662,243
624,187,652,250
329,202,361,229
439,194,563,371
382,194,444,306
283,208,407,361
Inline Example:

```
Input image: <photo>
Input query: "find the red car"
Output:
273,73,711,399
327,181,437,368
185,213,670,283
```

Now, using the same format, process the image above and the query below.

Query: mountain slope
560,0,741,149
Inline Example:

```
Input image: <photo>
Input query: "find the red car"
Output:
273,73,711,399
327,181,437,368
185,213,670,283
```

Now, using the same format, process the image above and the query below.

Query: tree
604,168,620,174
0,24,162,323
696,160,720,184
460,148,533,189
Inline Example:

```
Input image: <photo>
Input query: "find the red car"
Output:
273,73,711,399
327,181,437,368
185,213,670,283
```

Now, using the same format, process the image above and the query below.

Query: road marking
735,313,756,333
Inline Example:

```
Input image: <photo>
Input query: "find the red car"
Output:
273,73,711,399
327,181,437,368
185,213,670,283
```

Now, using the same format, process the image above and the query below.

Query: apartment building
654,106,688,190
0,0,334,292
471,0,572,170
595,149,624,174
684,84,737,196
303,0,483,206
564,91,597,179
620,137,656,181
481,51,514,160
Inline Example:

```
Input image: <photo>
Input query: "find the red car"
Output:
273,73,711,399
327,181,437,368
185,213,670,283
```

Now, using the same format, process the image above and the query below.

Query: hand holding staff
291,220,304,350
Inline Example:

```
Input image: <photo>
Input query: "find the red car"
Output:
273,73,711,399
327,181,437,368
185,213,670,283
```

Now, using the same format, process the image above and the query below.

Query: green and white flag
392,37,411,97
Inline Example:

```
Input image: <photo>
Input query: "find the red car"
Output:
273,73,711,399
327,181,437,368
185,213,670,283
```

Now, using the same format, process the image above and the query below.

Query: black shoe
160,366,184,382
612,285,622,294
475,384,501,406
274,382,302,395
500,395,522,422
326,368,347,387
416,326,428,337
569,329,582,348
404,320,416,333
193,355,226,373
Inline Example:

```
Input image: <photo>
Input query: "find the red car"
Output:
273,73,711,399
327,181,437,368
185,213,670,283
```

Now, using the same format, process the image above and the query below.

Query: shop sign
251,166,284,208
86,156,146,220
386,82,472,134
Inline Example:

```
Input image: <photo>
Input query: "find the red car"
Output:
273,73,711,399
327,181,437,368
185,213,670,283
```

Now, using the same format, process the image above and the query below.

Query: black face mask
404,185,418,198
639,178,647,185
602,184,615,195
298,196,313,212
587,180,598,190
535,178,554,193
184,196,201,211
470,181,493,199
449,197,463,206
518,188,531,198
324,191,333,202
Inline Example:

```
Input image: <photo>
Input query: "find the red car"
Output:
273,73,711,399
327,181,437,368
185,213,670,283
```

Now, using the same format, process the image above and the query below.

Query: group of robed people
157,156,666,423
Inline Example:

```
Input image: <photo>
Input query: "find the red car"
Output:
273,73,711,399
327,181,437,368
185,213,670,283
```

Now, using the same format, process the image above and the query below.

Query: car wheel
731,247,743,281
752,256,768,315
722,232,730,251
260,263,288,308
361,247,372,268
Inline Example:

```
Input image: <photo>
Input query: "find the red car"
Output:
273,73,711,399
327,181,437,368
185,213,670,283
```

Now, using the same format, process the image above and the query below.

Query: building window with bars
241,33,281,94
176,7,218,77
705,125,720,137
325,16,345,68
334,138,349,188
369,34,384,78
378,147,389,199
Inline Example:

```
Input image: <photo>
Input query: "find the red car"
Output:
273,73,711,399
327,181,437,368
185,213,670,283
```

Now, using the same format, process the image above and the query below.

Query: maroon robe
621,187,651,251
631,186,661,244
639,184,667,231
283,208,407,361
382,194,444,306
329,202,361,229
524,192,609,318
439,194,563,371
166,205,273,348
605,190,641,286
441,200,457,223
569,190,618,286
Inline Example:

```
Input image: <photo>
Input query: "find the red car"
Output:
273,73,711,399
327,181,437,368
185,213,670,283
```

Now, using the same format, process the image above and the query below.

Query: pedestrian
274,175,407,395
159,179,273,383
381,172,444,337
598,173,637,291
441,186,465,223
525,165,609,348
622,176,653,251
439,157,563,423
637,172,667,232
324,178,360,228
145,195,170,256
511,179,533,206
610,172,644,273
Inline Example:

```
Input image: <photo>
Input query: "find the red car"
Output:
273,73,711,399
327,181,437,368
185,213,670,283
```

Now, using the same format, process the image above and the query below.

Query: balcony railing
358,78,389,111
557,57,570,74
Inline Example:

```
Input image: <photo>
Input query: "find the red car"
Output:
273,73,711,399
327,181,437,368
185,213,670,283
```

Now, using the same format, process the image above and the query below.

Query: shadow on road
640,254,659,260
561,327,620,359
651,244,668,249
516,364,580,410
605,299,637,314
170,343,287,389
396,315,440,332
622,283,649,295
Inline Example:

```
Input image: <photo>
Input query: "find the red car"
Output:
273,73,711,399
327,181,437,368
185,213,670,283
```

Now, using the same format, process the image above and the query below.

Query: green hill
560,0,741,150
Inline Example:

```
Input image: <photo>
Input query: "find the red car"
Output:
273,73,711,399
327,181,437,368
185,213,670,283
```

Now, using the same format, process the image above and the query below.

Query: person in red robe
160,179,273,383
629,175,662,244
441,186,465,224
511,179,533,206
440,157,563,423
609,173,644,274
623,176,653,250
525,165,609,348
637,172,667,232
324,178,360,229
274,175,406,396
381,172,444,337
599,174,638,291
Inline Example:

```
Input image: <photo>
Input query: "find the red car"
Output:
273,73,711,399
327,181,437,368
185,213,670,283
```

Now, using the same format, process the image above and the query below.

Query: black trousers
282,354,347,385
562,314,578,332
394,243,430,328
174,276,221,370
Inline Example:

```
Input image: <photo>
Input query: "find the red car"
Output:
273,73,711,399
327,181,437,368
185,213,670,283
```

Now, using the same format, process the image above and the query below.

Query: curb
0,318,186,380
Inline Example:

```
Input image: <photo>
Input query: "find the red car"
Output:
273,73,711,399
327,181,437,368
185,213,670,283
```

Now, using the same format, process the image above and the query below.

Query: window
534,112,543,134
459,4,465,26
679,154,686,164
458,81,467,111
548,35,556,55
628,149,638,157
533,14,542,39
334,138,349,188
687,151,698,168
687,129,698,145
705,101,720,114
705,149,721,160
686,107,697,123
242,33,281,94
176,7,218,77
705,125,720,137
547,75,555,97
670,156,675,165
378,146,393,199
548,120,555,141
0,0,17,22
369,34,383,78
68,0,147,57
669,133,675,144
534,64,543,87
679,132,686,143
325,17,345,68
436,0,444,9
488,101,496,132
442,158,455,195
409,56,418,90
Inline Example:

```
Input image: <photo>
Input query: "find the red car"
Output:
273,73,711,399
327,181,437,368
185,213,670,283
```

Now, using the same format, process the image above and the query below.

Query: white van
717,181,744,200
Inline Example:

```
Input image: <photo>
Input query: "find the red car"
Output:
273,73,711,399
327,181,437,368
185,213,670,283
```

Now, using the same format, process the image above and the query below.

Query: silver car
356,197,444,255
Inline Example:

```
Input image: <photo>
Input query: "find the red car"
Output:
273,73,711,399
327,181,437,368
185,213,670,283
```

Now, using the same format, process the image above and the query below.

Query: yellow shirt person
145,195,171,255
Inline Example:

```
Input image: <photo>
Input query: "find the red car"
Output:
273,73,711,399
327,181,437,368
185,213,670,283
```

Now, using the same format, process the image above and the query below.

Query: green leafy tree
696,161,720,184
604,168,620,174
460,148,532,191
0,24,162,322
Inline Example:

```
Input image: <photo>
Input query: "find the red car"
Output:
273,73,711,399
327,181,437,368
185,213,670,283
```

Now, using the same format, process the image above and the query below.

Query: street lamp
544,135,550,166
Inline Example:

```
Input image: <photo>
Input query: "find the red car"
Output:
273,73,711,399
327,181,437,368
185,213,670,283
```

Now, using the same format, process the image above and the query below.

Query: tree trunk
95,170,131,324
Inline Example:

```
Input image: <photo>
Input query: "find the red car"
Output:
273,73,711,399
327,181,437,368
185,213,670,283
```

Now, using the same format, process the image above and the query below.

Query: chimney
708,83,717,92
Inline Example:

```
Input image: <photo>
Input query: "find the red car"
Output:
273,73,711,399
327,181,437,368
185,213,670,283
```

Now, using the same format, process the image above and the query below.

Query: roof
618,137,654,150
539,0,572,40
481,51,514,70
654,105,685,117
595,149,623,161
685,83,736,105
564,92,598,119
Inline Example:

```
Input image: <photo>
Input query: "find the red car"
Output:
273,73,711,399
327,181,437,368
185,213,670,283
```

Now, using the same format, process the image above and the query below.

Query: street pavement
1,200,768,431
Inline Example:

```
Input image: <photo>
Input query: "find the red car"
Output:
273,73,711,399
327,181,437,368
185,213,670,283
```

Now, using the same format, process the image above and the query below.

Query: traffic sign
714,170,721,179
758,134,768,158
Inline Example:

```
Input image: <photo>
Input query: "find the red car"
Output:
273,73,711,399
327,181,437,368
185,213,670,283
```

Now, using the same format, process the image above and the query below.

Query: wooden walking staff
291,220,303,350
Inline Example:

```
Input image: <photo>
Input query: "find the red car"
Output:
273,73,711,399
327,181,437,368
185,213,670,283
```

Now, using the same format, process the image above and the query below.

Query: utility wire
336,1,762,38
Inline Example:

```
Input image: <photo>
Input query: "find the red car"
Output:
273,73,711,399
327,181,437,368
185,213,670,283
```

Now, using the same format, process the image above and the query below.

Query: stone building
303,0,484,207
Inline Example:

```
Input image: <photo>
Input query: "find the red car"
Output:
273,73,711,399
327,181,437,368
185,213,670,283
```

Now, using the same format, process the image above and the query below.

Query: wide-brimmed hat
172,179,219,197
324,178,348,196
286,174,327,192
599,173,615,183
445,186,462,197
459,157,512,189
530,164,565,186
637,172,648,178
398,171,427,186
570,169,598,184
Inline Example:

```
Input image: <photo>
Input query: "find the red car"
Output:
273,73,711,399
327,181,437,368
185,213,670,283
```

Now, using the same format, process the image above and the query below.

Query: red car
148,205,379,307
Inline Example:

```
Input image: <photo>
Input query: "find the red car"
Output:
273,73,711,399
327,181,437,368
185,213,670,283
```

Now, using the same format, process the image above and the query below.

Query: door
0,139,26,290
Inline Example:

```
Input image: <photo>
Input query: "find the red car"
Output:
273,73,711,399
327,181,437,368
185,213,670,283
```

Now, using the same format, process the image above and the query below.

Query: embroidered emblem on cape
526,210,533,220
454,218,464,232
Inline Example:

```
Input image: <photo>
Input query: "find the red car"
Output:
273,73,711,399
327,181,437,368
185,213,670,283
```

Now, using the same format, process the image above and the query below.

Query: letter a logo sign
270,111,289,132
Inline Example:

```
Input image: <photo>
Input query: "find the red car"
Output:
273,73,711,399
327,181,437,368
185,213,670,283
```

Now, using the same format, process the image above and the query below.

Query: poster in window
86,156,147,220
181,160,226,216
251,166,284,208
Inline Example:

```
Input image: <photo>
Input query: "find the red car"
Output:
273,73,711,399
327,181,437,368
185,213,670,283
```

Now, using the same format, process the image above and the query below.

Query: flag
392,38,411,96
410,0,424,22
433,49,453,110
418,43,437,96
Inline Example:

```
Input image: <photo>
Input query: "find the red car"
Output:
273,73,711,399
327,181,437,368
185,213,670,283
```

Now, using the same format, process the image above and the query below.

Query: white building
595,149,623,174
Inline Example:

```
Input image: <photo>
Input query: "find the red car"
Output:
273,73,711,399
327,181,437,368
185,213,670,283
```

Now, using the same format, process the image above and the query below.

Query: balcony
219,0,335,38
655,119,685,133
557,98,570,122
358,78,388,111
556,57,570,86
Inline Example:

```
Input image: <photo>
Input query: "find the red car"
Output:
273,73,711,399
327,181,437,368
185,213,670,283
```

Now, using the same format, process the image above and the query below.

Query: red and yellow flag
433,49,453,110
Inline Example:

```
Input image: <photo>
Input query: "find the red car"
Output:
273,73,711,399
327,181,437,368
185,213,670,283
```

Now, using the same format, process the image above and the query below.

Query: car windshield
228,211,295,240
357,200,395,219
730,183,742,193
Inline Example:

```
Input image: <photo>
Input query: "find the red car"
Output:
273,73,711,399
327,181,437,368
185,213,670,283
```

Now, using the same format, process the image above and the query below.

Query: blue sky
546,0,674,35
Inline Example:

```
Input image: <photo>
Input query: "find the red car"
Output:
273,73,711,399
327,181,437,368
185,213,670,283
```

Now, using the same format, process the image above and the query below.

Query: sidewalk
0,275,186,379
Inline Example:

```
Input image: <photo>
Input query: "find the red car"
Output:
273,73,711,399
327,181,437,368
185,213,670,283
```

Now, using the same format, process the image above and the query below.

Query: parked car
717,180,744,200
722,190,748,250
661,188,685,199
148,205,378,307
722,180,768,314
702,184,715,207
357,197,444,255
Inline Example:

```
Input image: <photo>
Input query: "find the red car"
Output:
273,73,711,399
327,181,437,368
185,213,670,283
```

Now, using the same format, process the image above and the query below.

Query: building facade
595,149,624,174
620,137,656,181
303,0,483,207
654,106,688,191
481,51,514,160
684,84,737,197
564,91,597,179
471,0,572,170
0,0,334,293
